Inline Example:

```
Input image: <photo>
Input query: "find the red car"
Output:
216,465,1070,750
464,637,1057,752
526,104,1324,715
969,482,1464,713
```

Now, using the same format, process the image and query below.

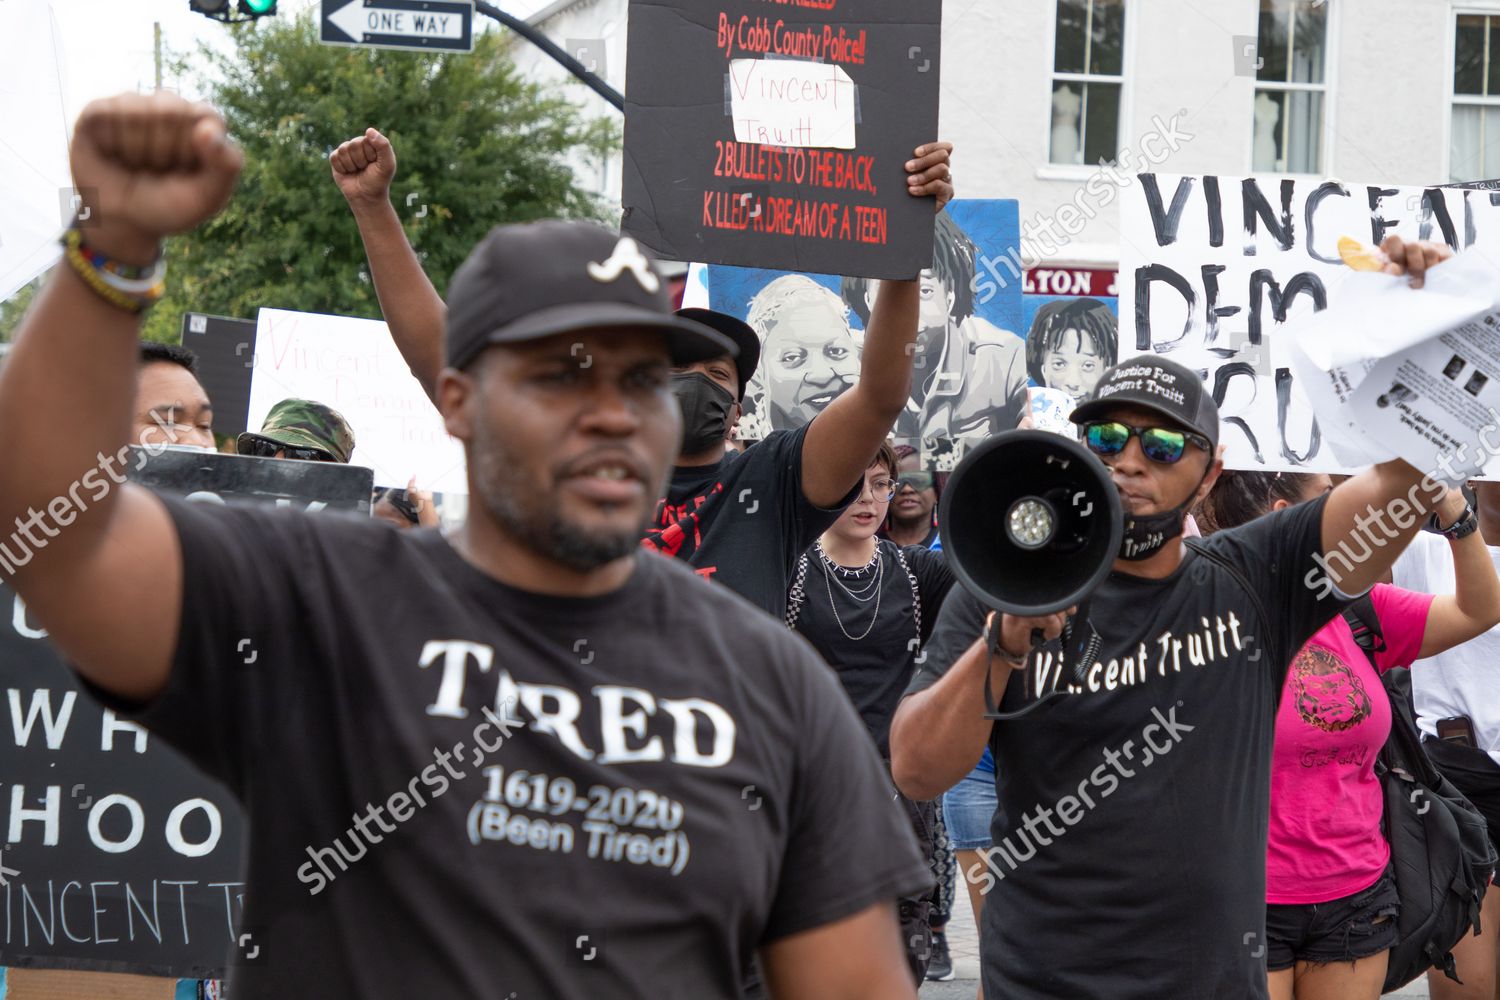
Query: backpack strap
1184,540,1271,635
893,543,922,650
1341,593,1387,671
785,552,809,631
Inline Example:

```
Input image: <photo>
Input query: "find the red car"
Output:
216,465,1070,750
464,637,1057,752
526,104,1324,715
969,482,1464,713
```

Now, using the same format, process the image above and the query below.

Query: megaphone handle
983,625,1050,715
1023,628,1045,703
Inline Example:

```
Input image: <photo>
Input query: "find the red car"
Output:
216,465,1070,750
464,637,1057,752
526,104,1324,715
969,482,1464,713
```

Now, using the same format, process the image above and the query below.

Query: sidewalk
920,884,1431,998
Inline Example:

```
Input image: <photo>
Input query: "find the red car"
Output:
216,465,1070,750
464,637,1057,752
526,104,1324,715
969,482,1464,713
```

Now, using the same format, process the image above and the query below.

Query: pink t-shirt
1266,583,1435,904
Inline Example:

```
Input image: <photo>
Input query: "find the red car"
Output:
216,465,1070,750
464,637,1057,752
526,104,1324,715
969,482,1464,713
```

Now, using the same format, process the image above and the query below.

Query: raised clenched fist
68,93,243,265
330,128,398,208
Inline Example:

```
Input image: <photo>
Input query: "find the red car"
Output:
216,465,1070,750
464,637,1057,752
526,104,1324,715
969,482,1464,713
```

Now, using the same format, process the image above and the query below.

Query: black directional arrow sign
320,0,475,53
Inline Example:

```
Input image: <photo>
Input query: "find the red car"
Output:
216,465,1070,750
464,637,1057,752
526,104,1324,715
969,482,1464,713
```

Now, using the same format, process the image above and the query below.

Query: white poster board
1119,174,1500,473
247,308,467,494
0,0,70,301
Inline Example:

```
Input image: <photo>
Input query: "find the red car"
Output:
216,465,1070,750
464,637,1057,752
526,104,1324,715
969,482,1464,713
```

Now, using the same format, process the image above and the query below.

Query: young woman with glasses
786,439,959,984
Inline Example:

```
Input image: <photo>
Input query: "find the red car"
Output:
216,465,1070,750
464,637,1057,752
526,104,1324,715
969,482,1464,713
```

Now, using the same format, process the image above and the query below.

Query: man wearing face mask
329,126,955,617
889,240,1466,999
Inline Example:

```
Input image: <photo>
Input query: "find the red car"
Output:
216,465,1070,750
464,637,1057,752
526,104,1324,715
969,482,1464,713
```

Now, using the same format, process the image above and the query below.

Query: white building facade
511,0,1500,271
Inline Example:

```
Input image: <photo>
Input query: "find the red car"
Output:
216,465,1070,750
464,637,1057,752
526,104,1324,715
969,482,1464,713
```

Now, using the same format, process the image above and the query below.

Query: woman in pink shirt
1197,470,1500,1000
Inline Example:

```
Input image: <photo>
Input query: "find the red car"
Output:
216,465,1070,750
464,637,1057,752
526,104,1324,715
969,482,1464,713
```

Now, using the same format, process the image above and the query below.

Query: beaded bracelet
60,227,166,314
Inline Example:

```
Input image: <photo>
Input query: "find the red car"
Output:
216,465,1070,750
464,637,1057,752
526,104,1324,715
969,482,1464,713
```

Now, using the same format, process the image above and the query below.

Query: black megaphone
939,430,1123,617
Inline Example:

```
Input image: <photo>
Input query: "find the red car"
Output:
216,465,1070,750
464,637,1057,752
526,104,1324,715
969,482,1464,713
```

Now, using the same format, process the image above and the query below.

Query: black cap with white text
1070,356,1220,452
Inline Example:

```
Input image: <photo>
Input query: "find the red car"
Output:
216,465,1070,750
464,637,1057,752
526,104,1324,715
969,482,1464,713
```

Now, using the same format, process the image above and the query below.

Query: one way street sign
321,0,475,54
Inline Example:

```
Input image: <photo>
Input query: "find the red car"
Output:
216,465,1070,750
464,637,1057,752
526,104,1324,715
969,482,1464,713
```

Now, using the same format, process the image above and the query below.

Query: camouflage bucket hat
239,399,356,464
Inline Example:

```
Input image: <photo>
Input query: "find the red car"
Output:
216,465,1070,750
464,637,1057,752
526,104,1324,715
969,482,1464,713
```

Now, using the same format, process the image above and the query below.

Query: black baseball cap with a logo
1070,356,1221,453
444,221,736,371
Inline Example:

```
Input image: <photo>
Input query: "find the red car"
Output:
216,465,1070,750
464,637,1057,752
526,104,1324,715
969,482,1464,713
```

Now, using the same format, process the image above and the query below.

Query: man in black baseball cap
1069,355,1220,561
330,125,958,617
4,95,933,999
893,241,1465,1000
444,223,735,371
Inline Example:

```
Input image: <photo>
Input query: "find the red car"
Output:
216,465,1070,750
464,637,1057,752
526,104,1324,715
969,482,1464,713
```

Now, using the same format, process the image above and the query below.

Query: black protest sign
621,0,942,280
180,313,257,440
1,454,372,976
0,590,246,978
128,447,374,513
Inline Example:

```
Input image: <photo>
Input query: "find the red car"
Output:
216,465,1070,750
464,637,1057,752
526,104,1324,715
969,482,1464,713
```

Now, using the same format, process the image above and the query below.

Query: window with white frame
1251,0,1328,174
1451,12,1500,182
1049,0,1126,165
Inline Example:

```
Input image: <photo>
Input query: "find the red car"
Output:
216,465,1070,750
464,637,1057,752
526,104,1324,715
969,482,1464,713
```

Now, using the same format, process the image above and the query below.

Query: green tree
0,274,46,346
141,11,618,343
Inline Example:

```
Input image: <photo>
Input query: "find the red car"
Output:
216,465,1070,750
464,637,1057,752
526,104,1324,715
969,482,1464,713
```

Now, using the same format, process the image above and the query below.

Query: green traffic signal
238,0,277,13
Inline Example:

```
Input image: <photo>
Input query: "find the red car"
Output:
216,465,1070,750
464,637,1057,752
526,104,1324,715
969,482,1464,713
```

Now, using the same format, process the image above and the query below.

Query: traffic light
190,0,277,21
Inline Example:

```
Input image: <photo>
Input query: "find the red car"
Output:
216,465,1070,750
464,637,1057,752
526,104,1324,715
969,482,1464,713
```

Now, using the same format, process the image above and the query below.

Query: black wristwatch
1425,484,1481,540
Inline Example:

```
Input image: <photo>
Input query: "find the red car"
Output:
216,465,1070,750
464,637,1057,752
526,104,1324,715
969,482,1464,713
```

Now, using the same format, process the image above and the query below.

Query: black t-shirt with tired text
97,496,928,999
791,541,954,757
642,427,856,619
904,496,1345,1000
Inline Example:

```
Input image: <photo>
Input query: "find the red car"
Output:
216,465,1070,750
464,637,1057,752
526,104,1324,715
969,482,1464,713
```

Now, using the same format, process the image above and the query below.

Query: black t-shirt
642,427,856,619
904,496,1345,1000
790,541,954,757
96,497,929,999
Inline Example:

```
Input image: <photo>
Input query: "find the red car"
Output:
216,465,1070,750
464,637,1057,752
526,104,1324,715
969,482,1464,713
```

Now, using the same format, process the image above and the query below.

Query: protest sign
0,0,69,301
1119,174,1500,472
179,313,258,440
0,449,374,977
129,447,375,512
246,308,467,494
0,598,245,979
1288,252,1500,480
694,200,1023,469
621,0,943,280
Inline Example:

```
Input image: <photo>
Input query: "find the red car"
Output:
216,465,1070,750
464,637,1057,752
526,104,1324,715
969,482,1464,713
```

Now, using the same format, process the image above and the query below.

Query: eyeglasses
1081,421,1211,465
896,471,935,492
861,478,897,503
239,435,336,463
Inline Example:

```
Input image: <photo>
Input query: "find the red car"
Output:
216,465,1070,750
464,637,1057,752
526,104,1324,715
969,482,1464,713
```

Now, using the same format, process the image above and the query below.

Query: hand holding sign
906,142,953,213
1377,234,1454,289
69,93,243,264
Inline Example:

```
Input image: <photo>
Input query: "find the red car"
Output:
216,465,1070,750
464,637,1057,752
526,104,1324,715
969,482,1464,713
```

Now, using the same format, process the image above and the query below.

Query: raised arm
1417,488,1500,658
800,143,953,508
0,93,243,702
331,128,447,400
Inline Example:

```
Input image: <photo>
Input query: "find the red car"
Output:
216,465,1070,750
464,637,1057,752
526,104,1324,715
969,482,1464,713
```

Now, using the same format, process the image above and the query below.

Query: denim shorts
942,763,998,851
1264,867,1400,970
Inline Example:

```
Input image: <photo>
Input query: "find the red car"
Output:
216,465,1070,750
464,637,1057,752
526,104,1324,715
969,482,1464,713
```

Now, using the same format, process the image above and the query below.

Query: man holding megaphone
889,238,1457,1000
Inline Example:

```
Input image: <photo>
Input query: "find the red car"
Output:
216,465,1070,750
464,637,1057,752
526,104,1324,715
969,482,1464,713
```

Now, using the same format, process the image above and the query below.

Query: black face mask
1117,468,1211,561
671,372,735,454
1118,505,1189,561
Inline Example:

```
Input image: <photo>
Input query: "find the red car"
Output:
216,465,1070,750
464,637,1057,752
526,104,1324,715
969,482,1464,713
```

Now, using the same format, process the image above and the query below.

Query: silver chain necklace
816,541,881,600
817,541,883,640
